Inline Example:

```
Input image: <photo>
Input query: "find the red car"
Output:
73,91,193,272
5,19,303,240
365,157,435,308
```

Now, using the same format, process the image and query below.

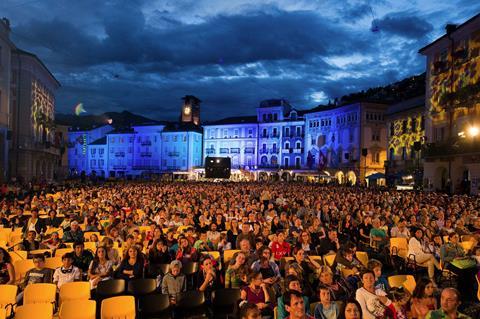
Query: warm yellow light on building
468,126,479,137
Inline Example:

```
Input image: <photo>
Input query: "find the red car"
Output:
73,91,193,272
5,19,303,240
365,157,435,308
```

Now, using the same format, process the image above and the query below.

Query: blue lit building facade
68,125,113,175
67,98,388,183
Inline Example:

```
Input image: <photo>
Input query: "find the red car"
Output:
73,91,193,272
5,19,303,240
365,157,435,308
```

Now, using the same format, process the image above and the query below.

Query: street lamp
468,126,479,138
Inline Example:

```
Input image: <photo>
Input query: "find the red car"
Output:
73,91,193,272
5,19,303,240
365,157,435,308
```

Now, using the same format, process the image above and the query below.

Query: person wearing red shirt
271,231,291,261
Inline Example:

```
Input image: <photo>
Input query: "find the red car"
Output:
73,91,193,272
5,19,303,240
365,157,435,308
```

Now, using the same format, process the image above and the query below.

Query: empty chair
139,294,170,318
13,259,34,283
59,300,96,319
101,296,135,319
388,275,416,294
355,251,369,268
96,279,126,299
323,254,335,267
183,261,199,288
24,283,57,305
157,263,170,275
0,284,18,317
54,248,73,257
0,308,5,319
176,291,206,317
44,257,63,269
14,303,53,319
59,282,91,305
127,278,157,296
211,288,241,318
223,250,240,264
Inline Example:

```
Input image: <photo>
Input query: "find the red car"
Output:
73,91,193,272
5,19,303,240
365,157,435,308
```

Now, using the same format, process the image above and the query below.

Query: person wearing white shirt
53,253,81,289
408,228,440,282
355,270,391,319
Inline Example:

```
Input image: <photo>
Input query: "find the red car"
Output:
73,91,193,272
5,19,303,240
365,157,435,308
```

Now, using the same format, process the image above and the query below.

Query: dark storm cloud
1,0,474,120
374,12,433,39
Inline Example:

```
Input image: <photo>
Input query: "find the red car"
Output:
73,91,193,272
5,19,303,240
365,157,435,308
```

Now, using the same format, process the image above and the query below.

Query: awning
366,172,385,180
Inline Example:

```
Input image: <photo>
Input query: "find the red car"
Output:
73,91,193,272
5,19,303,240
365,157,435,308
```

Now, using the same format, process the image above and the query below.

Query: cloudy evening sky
2,0,480,121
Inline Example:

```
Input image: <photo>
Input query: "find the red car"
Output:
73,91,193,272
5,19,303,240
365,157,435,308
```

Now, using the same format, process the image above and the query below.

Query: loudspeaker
413,141,422,151
205,156,231,179
362,148,368,156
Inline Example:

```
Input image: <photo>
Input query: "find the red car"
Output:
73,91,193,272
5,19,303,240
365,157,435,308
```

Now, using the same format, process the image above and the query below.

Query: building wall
0,19,13,181
10,52,60,181
421,15,480,193
203,124,258,169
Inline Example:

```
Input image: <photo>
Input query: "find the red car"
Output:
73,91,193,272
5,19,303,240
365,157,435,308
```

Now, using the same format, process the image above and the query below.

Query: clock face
184,106,191,115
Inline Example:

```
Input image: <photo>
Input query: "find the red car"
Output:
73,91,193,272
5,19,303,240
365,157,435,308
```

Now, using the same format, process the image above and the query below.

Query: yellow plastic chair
459,241,475,253
101,296,135,319
388,275,416,294
389,237,408,259
28,249,52,257
84,232,100,242
59,282,91,305
44,257,63,269
201,251,220,260
356,251,369,268
0,284,18,317
24,283,57,305
341,268,356,278
14,303,53,319
223,249,241,264
0,307,5,319
83,242,97,252
10,251,28,264
323,254,336,267
309,255,323,264
55,248,73,257
274,306,278,319
59,300,96,319
14,259,34,283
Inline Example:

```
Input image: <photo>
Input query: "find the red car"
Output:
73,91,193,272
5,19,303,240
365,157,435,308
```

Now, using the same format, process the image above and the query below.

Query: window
402,147,406,160
223,129,228,138
390,123,395,136
248,129,253,137
295,157,301,167
262,114,267,122
183,135,187,142
285,142,290,149
173,135,177,142
284,157,289,167
285,127,290,136
296,127,301,136
91,149,96,155
402,120,408,134
262,129,267,137
234,129,239,138
99,149,104,155
273,113,278,121
273,128,277,137
90,160,96,167
272,143,277,151
296,141,301,149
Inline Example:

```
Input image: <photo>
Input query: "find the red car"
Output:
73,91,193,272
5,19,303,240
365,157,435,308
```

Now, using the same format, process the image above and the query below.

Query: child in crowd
314,286,340,319
17,254,54,303
161,260,186,304
367,259,389,296
53,252,81,289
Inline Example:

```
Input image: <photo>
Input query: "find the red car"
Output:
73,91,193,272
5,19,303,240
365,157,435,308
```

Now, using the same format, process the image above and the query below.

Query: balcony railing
114,152,125,157
245,147,255,154
260,149,268,154
206,149,215,155
220,148,229,154
424,140,480,158
168,151,180,157
113,165,127,170
230,148,240,154
140,152,152,157
270,149,279,154
140,141,152,146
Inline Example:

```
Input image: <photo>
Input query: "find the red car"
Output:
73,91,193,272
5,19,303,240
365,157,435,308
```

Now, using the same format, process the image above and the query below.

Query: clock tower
181,95,201,126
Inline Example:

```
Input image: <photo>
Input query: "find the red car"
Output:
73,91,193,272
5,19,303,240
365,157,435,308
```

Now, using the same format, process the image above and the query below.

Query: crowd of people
0,181,480,318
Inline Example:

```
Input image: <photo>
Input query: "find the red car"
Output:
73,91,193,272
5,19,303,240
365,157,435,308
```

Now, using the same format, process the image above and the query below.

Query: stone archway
347,171,356,185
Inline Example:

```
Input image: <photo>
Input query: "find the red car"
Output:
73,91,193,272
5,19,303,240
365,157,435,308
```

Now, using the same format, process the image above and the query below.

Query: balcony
260,149,268,154
140,140,152,146
206,149,215,155
113,165,127,170
230,148,240,154
132,165,159,170
260,134,269,138
114,152,125,157
293,148,304,154
219,148,229,154
140,152,152,157
424,140,480,158
168,151,180,157
245,147,255,154
258,164,279,169
270,149,279,154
